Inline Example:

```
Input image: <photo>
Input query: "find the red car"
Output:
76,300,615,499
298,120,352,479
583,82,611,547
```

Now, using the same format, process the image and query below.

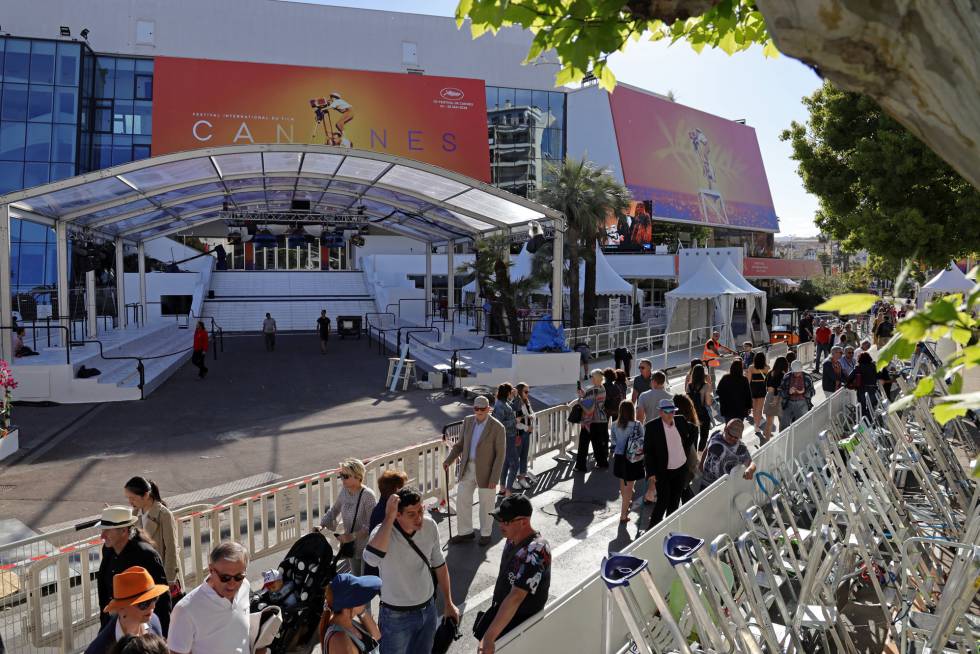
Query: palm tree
537,157,631,327
457,235,548,343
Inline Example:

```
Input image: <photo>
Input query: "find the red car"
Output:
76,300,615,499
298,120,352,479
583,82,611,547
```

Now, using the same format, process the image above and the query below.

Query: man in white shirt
168,541,261,654
443,396,506,545
363,488,460,654
643,399,694,530
262,313,277,352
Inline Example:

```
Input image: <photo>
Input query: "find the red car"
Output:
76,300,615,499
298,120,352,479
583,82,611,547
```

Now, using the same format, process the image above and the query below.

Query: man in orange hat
85,566,168,654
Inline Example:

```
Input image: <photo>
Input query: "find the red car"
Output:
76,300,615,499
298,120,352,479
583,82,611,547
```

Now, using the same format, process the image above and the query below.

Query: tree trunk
583,244,598,326
565,229,582,327
756,0,980,190
494,257,523,344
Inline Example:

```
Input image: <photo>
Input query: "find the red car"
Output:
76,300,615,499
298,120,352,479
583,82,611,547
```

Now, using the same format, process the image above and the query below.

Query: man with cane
443,396,506,546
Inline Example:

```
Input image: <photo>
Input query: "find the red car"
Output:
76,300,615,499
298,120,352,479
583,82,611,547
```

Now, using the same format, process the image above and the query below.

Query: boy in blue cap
321,573,382,653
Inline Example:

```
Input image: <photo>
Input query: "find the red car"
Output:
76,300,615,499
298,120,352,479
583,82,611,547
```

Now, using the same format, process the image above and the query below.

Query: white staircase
201,271,376,332
11,323,194,403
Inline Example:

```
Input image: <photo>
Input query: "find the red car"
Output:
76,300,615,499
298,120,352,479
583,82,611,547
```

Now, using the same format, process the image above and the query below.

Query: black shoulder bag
337,489,363,559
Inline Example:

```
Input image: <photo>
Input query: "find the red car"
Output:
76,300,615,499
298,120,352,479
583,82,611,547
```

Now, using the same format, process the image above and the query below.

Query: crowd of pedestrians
84,315,899,654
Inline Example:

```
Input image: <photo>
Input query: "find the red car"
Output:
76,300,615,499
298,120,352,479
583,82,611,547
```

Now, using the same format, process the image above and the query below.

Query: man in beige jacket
443,395,506,546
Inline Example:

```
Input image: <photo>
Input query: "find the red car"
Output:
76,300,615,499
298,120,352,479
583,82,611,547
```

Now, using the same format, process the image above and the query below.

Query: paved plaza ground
0,333,472,530
0,336,837,653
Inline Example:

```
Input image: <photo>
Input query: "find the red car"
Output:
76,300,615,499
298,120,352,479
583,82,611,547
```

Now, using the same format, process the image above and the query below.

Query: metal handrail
77,338,193,399
404,330,488,392
2,323,73,364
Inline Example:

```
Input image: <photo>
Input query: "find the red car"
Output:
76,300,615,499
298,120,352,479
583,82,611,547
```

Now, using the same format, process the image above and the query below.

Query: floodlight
80,28,90,39
59,26,70,37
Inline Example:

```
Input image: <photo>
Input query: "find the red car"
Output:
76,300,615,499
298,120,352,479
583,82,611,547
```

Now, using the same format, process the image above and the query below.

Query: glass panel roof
212,152,262,177
364,186,432,212
335,157,391,181
263,152,302,174
18,177,133,216
123,158,218,191
1,145,560,243
74,198,156,226
378,165,468,201
301,153,343,176
428,207,496,232
447,188,544,224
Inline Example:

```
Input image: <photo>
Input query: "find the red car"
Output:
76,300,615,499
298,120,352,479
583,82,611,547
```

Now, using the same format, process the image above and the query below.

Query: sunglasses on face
661,408,676,414
339,473,352,480
135,598,157,610
474,407,489,412
210,568,246,583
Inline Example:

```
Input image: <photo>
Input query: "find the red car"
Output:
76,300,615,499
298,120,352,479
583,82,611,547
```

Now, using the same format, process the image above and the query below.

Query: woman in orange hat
85,566,168,654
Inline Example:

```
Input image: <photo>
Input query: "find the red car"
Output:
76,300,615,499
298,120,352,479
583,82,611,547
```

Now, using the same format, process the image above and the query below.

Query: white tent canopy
918,263,975,307
665,258,745,347
718,257,769,342
466,244,632,297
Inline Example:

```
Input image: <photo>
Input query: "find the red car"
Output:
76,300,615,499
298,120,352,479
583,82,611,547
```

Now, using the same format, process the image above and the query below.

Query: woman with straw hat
85,566,168,654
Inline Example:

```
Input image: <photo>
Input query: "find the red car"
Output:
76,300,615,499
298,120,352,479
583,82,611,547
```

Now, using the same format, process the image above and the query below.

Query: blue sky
286,0,823,236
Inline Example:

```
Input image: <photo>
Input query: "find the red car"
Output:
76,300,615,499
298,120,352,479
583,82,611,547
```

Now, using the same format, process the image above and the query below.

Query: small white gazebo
718,257,769,342
665,258,745,348
918,263,975,308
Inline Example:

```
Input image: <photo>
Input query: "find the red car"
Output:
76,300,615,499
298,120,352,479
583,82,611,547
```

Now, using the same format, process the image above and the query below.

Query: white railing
496,388,851,653
634,323,728,372
0,405,575,654
565,322,667,360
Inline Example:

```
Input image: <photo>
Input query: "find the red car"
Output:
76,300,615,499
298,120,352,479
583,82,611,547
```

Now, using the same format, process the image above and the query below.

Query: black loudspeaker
208,290,215,299
291,199,311,212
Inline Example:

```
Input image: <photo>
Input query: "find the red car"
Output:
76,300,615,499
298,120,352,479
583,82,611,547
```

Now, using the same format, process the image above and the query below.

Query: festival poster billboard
151,57,490,181
608,85,779,232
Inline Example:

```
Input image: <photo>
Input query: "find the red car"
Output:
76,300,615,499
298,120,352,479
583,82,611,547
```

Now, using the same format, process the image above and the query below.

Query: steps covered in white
11,322,194,403
202,271,376,332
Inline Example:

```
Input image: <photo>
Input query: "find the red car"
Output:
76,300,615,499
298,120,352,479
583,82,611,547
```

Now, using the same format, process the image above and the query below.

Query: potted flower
0,360,18,460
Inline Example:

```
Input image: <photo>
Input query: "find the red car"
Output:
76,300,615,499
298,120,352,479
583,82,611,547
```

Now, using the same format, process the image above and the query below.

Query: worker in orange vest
702,330,735,384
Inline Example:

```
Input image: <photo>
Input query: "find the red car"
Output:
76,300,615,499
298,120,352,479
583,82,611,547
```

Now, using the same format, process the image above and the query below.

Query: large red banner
151,57,490,181
609,85,778,232
744,257,822,279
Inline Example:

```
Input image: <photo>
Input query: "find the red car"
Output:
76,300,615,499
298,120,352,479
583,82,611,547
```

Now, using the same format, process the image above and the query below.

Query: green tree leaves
456,0,776,91
782,83,980,267
814,293,877,315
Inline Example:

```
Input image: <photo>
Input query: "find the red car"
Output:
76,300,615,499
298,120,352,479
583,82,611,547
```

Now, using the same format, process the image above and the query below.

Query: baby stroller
251,532,336,654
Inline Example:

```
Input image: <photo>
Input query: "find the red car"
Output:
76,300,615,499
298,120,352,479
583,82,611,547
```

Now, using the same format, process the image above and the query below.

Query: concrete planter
0,428,19,462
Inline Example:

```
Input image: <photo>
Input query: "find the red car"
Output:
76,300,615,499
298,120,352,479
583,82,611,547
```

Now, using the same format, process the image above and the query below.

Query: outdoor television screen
152,57,491,181
608,85,778,233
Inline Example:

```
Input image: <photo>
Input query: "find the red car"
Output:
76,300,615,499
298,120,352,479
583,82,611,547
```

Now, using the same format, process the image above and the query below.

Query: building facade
0,0,808,302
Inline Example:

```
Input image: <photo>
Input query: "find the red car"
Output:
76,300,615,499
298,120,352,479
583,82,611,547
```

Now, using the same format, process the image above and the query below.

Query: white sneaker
525,473,537,484
518,477,532,490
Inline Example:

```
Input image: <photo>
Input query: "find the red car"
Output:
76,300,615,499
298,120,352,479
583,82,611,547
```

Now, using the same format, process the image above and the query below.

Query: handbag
337,489,364,559
567,401,583,424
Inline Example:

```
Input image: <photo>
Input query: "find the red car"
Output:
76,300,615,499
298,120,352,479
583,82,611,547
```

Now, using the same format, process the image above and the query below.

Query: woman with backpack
609,400,645,522
685,364,713,452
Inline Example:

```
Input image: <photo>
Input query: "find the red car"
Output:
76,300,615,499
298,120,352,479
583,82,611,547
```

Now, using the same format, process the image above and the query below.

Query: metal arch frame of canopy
0,144,568,362
0,144,566,245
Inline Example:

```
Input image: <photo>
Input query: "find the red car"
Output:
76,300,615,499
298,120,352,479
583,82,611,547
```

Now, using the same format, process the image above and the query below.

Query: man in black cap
475,495,551,654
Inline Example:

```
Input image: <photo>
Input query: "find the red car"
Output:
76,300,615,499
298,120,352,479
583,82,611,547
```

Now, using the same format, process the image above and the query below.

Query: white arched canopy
0,144,566,359
1,144,563,244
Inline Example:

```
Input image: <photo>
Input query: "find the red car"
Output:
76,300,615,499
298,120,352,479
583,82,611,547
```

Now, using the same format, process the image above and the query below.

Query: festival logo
152,57,490,181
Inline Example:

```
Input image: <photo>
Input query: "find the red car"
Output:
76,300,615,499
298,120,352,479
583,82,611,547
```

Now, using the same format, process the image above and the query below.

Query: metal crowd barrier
0,404,576,653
